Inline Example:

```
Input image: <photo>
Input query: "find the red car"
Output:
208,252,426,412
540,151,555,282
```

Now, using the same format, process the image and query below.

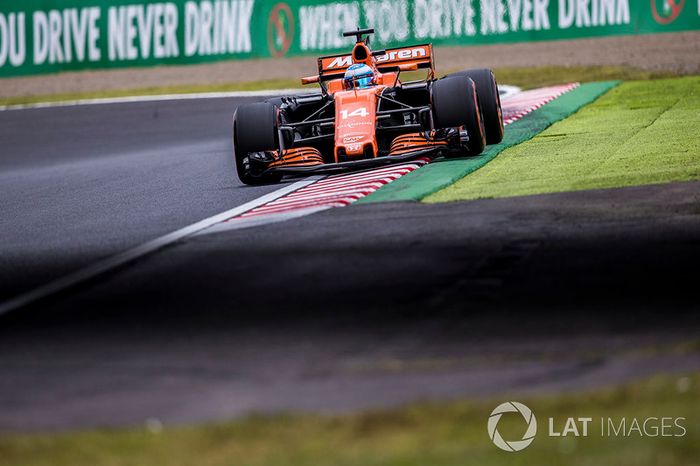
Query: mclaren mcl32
233,28,504,185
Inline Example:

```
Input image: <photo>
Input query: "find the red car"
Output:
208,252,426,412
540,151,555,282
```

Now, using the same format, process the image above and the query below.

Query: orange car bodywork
271,43,438,168
267,146,324,168
333,86,383,161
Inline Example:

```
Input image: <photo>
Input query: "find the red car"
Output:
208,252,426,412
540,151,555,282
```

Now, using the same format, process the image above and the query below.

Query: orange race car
232,28,504,185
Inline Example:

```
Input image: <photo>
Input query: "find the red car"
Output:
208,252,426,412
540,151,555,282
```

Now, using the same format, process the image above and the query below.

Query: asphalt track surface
1,97,700,431
0,97,287,301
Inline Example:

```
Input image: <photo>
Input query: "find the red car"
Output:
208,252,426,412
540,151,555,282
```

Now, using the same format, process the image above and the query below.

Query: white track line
202,205,333,235
0,176,322,316
0,88,318,112
498,84,521,100
1,85,520,112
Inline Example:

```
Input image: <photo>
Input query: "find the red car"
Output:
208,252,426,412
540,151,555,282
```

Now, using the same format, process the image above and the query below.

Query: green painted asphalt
426,76,700,202
356,81,620,204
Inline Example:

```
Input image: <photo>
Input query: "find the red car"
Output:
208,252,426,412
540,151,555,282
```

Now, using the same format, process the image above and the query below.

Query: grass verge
426,76,700,203
0,65,682,107
0,373,697,466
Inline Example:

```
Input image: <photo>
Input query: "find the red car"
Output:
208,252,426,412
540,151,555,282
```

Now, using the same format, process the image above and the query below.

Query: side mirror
301,75,320,85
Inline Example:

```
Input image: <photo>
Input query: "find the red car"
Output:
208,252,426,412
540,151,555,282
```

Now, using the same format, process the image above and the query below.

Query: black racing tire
233,102,283,185
447,69,504,144
431,75,485,157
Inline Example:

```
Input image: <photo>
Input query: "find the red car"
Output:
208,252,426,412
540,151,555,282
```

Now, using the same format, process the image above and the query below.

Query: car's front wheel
447,69,504,144
233,102,283,185
431,75,485,157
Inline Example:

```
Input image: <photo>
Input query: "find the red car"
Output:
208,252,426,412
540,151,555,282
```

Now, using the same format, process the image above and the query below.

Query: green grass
0,65,682,107
426,76,700,203
0,373,698,466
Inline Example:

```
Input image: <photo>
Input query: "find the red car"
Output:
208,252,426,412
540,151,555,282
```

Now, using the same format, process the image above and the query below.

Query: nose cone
334,88,380,161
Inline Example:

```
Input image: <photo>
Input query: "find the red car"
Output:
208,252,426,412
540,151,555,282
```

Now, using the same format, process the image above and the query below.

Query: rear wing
317,44,434,81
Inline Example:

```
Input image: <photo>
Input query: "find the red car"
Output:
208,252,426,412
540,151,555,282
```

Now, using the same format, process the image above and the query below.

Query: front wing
258,132,457,177
261,147,442,176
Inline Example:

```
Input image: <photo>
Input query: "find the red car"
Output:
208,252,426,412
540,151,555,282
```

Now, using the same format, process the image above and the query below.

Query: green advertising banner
0,0,698,77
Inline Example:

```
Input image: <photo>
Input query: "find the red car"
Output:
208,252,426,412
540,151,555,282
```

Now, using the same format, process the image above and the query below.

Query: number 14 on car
340,108,369,119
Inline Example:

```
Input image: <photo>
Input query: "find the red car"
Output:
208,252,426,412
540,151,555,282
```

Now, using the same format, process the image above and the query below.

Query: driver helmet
343,63,376,90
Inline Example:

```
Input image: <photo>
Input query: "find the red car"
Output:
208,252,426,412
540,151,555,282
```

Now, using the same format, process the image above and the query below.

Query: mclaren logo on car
327,56,353,69
326,47,427,69
375,47,427,63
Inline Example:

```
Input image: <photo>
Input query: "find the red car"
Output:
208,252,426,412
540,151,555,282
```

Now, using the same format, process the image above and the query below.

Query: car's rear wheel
233,102,283,185
431,75,485,157
447,69,503,144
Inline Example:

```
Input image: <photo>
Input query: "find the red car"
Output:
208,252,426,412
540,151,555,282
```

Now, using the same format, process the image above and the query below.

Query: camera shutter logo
488,401,537,452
